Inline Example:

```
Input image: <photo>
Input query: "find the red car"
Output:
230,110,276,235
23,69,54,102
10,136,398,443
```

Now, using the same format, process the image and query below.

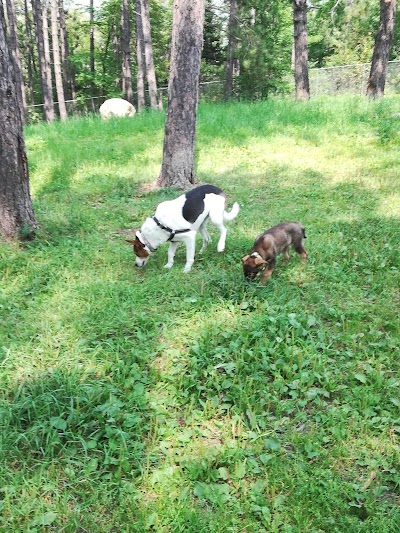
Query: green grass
1,96,400,532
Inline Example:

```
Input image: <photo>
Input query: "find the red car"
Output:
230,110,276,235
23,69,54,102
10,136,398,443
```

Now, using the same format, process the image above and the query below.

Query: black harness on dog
136,232,157,253
152,215,191,242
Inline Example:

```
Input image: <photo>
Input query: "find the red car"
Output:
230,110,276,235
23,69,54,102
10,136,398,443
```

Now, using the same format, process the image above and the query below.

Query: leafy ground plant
1,96,399,531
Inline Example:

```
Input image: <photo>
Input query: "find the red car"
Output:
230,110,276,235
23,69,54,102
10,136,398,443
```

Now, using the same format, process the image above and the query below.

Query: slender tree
140,0,159,109
225,0,238,99
121,0,133,103
58,0,67,92
59,0,76,106
24,0,36,106
5,0,27,122
112,19,119,63
367,0,397,97
112,19,120,87
50,0,67,119
42,0,54,106
89,0,95,87
293,0,310,100
135,0,146,111
31,0,55,121
0,4,38,239
157,0,205,188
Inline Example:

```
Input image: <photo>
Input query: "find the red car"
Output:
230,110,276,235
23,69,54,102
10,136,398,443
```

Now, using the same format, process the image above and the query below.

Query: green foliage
308,0,399,67
1,96,400,530
235,1,293,98
15,0,400,113
202,0,225,79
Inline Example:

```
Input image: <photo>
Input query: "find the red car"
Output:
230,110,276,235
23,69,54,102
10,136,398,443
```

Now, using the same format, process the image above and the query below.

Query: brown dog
242,222,307,284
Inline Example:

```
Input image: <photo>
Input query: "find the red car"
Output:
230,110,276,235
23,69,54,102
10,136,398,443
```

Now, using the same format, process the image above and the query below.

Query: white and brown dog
127,185,240,272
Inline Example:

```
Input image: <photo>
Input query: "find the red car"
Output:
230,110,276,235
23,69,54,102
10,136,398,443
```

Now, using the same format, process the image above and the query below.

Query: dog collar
152,215,191,242
251,251,269,270
136,231,157,253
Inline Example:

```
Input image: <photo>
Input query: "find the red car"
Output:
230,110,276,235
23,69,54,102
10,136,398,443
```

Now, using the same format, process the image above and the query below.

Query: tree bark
89,0,95,89
25,0,36,106
140,0,158,109
59,0,76,111
135,0,146,113
367,0,397,98
5,0,27,122
293,0,310,100
58,0,67,92
112,20,119,63
135,0,146,111
112,20,120,88
157,0,205,188
121,0,133,104
224,0,238,100
31,0,55,121
50,0,67,119
0,5,38,239
42,0,55,108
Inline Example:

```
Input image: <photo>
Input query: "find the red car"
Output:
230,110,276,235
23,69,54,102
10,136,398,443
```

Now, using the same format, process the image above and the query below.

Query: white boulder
99,98,136,119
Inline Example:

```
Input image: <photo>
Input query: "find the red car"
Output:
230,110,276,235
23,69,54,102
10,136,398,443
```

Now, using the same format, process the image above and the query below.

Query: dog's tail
301,225,307,239
224,202,240,222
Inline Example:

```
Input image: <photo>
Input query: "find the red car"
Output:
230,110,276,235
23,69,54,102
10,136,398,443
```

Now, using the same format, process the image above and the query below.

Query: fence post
157,89,163,110
360,64,367,96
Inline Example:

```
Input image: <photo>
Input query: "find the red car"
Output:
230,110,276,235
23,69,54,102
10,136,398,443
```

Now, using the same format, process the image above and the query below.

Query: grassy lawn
1,96,399,532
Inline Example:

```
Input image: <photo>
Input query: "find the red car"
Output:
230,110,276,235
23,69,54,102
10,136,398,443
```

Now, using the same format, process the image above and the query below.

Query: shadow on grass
0,358,152,530
1,154,400,529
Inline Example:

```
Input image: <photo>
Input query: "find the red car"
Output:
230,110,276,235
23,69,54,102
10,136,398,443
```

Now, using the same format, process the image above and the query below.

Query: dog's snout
135,257,148,268
244,270,257,281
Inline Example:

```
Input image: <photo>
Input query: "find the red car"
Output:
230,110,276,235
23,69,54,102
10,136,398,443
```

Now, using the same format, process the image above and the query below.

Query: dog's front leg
260,260,275,285
183,234,196,273
164,241,179,269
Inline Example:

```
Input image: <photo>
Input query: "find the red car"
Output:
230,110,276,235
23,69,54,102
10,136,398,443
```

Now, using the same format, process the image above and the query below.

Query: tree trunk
121,0,133,104
135,0,146,111
293,0,310,100
140,0,158,109
58,0,76,111
112,20,120,88
224,0,238,100
157,0,205,188
31,0,55,121
58,0,67,92
5,0,27,122
25,0,36,106
89,0,95,89
50,0,67,119
0,5,38,239
59,0,72,97
42,1,55,108
367,0,397,98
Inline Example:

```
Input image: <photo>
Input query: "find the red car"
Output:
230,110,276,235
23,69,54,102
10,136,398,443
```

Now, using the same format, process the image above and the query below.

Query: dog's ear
241,255,250,264
254,257,267,266
126,238,143,247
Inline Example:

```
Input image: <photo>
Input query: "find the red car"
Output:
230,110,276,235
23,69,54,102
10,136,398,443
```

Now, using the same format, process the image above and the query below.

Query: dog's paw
183,266,192,273
217,245,225,253
164,263,173,269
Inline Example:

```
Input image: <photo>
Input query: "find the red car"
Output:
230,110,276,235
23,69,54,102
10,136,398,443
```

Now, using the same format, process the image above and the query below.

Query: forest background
7,0,400,121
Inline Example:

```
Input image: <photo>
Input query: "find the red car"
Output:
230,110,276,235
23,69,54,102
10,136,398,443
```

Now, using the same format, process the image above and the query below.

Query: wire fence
26,61,400,121
26,80,225,121
307,60,400,97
